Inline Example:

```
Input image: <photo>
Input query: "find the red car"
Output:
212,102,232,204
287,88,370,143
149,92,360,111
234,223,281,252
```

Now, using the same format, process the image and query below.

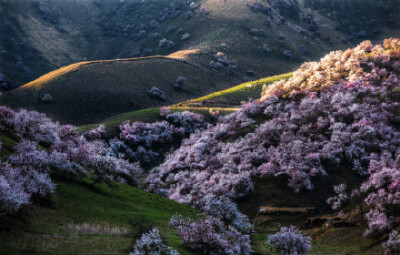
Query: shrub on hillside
130,227,180,255
83,124,106,141
160,107,170,117
115,111,207,165
0,162,32,215
170,214,251,255
0,108,61,145
360,153,400,236
147,87,166,101
41,93,53,103
326,184,348,210
173,76,186,90
0,141,56,214
383,230,400,255
0,106,143,214
267,225,312,255
159,39,176,49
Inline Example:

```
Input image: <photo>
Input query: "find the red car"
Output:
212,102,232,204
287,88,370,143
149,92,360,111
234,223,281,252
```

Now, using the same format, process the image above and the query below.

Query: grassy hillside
0,56,236,125
78,73,292,136
0,179,198,255
177,72,293,107
251,214,384,255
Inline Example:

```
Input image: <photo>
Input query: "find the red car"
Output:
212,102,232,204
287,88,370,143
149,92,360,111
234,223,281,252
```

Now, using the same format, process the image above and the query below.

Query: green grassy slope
177,72,293,107
251,216,384,255
0,179,197,255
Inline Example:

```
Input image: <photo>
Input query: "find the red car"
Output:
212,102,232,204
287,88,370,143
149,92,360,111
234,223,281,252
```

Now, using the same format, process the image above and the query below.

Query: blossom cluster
130,228,180,255
261,38,400,99
146,40,400,247
169,214,251,255
360,153,400,237
267,225,312,255
0,107,142,214
383,230,400,255
113,110,207,165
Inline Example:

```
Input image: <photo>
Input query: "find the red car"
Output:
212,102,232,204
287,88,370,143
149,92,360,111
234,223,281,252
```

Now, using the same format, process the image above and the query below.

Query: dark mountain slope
1,0,399,89
0,56,235,124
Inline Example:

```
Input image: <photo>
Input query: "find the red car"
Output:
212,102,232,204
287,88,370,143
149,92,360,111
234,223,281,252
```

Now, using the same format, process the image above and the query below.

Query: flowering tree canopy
169,214,251,255
0,107,142,215
267,225,312,255
130,228,180,255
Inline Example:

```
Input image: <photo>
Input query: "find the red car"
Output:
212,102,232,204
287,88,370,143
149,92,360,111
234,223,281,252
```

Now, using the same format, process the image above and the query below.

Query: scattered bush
383,230,400,255
282,50,292,59
160,107,171,117
147,87,166,101
116,111,207,165
41,93,53,103
326,184,347,210
249,28,265,36
170,214,251,255
360,153,400,236
149,20,159,29
173,76,186,89
248,3,271,14
199,6,209,15
130,228,180,255
180,33,190,41
0,106,143,214
159,39,176,49
267,226,312,255
183,11,193,20
263,44,271,53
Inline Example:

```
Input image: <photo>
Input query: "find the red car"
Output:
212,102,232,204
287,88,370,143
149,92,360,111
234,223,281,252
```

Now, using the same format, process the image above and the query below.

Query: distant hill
1,0,399,89
0,56,236,124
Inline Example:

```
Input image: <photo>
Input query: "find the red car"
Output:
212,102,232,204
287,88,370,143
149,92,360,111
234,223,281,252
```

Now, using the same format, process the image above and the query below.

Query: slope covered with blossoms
146,38,400,250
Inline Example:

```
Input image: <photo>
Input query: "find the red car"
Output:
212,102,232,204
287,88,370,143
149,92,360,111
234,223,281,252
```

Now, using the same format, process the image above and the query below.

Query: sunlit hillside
1,0,400,254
